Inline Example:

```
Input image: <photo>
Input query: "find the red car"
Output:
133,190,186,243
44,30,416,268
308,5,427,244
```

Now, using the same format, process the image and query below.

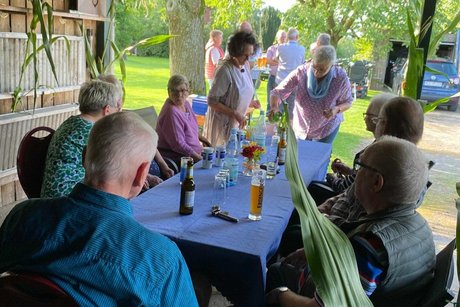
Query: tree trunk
166,0,205,95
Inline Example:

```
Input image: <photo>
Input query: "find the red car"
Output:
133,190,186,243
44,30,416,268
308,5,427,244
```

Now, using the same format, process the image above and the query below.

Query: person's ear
103,105,111,116
372,172,384,193
133,161,150,188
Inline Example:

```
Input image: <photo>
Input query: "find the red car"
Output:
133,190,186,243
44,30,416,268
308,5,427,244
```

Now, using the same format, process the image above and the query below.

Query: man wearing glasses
267,136,435,306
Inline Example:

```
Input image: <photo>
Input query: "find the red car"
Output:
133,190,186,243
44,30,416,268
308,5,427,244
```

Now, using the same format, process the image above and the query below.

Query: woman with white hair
270,45,353,144
41,79,123,198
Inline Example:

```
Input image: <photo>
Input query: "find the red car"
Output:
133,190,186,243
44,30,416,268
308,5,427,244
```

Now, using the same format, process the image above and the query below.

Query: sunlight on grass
116,55,380,164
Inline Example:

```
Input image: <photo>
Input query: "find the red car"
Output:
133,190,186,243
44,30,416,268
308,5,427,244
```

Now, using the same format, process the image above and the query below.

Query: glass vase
242,158,257,176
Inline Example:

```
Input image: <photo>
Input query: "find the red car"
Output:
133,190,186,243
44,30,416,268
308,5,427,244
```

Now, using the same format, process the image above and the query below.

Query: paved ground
209,105,460,306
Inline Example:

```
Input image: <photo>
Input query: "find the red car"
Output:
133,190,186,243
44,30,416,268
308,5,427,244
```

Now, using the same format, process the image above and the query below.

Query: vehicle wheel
447,103,458,112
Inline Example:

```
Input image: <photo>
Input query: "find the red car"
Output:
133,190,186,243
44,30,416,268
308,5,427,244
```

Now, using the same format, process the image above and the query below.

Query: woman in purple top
157,75,211,165
269,45,353,144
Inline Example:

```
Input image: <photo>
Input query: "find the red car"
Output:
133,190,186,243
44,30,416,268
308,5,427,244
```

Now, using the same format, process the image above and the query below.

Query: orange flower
241,141,265,161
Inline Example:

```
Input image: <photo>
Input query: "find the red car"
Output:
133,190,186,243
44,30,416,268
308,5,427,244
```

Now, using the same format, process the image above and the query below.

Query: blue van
421,60,460,111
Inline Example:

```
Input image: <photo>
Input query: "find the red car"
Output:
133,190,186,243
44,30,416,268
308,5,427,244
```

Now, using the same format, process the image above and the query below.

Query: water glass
211,174,227,207
218,169,230,188
248,169,266,221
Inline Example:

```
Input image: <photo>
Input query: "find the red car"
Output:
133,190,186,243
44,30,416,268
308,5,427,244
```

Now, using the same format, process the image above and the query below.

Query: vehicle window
426,62,457,75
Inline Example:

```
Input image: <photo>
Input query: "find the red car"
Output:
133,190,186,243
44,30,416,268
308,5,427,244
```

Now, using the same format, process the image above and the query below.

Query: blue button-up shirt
0,183,198,306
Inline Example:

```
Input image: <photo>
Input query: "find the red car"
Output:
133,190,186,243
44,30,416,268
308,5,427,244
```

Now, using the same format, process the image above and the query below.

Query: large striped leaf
284,104,372,306
456,182,460,283
422,92,460,113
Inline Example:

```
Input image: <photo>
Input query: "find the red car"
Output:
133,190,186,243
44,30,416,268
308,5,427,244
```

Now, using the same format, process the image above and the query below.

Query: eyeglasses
362,112,377,120
371,117,384,125
169,88,189,95
353,159,381,174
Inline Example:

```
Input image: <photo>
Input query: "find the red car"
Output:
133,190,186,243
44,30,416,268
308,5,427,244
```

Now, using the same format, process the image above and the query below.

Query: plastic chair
0,272,78,306
16,126,55,198
417,239,456,307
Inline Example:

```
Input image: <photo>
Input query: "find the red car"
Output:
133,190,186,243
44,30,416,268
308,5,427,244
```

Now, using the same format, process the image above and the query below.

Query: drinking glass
212,174,227,207
201,147,214,169
248,169,266,221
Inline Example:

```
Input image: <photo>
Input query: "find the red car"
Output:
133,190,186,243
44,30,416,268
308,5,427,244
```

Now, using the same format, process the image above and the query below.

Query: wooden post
416,0,437,100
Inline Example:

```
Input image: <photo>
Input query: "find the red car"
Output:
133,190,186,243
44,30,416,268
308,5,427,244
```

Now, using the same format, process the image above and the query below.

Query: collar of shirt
70,183,132,216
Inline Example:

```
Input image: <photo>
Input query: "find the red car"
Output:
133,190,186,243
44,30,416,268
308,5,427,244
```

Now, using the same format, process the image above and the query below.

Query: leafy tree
260,6,281,51
205,0,263,31
284,0,460,59
115,1,169,57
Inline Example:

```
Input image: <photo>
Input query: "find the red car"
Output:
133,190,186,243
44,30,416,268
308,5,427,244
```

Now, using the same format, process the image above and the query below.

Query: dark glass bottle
277,101,288,165
179,160,195,215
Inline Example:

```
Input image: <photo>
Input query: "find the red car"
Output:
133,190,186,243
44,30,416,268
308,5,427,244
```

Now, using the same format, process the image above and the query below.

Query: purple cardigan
156,99,202,157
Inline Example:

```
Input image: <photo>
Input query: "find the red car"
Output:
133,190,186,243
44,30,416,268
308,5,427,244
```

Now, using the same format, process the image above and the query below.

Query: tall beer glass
248,169,266,220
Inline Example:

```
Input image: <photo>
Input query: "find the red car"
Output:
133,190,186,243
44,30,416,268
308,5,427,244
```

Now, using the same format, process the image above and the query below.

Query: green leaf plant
283,103,372,306
82,0,173,100
456,182,460,288
402,4,460,113
12,0,70,112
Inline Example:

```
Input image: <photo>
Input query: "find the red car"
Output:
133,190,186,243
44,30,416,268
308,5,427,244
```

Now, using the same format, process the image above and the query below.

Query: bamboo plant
82,0,173,94
11,0,70,112
457,183,460,282
402,5,460,113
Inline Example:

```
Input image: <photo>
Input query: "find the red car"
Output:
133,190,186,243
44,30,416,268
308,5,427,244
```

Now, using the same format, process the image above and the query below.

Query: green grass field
116,55,379,167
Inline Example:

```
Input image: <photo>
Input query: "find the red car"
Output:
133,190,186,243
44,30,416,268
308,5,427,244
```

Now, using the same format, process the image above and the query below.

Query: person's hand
192,152,203,162
249,99,261,109
233,111,246,129
202,139,212,147
282,248,307,269
326,173,337,185
146,174,163,188
317,199,334,215
268,109,280,122
322,106,339,119
331,158,352,176
266,287,290,305
160,164,175,179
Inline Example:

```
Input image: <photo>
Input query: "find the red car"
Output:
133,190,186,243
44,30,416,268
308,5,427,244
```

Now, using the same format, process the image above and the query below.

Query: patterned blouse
271,63,353,140
41,115,93,198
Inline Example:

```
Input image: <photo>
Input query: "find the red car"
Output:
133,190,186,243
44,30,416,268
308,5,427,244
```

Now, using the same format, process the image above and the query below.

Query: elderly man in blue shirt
0,112,198,306
275,28,306,118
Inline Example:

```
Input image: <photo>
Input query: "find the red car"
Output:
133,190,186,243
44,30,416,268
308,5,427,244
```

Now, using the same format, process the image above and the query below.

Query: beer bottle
179,160,195,215
278,101,288,165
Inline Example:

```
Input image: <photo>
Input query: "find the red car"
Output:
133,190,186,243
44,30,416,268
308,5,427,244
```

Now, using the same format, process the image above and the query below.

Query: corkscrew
211,206,239,223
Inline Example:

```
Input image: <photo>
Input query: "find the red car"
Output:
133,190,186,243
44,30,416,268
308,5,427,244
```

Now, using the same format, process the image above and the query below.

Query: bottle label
184,191,195,208
279,148,287,163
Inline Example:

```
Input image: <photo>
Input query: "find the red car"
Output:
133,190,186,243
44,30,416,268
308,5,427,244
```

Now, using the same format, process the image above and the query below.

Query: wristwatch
276,286,290,303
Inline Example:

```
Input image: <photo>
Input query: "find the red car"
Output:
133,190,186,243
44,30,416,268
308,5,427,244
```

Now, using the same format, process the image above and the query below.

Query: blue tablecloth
132,140,332,306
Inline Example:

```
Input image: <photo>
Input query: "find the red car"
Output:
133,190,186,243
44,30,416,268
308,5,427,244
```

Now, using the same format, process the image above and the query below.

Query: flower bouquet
241,141,265,176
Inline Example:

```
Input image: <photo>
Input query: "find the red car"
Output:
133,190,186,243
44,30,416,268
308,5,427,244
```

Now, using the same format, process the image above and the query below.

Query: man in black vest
266,136,435,307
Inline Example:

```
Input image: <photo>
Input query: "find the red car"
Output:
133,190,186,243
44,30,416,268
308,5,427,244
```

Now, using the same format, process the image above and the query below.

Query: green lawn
116,55,379,166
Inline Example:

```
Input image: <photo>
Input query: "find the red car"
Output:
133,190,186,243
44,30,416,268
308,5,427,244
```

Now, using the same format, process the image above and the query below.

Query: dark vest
347,204,435,307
